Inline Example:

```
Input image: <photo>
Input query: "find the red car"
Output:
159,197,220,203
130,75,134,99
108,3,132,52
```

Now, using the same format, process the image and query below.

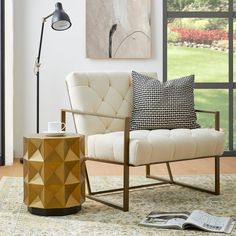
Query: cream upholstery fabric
87,129,224,166
66,72,225,166
66,72,156,135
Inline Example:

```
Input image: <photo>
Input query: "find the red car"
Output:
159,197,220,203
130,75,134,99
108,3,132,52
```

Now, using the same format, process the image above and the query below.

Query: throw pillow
131,71,200,130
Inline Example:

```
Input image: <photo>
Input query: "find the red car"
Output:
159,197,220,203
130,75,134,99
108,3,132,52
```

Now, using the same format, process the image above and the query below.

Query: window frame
163,0,235,156
0,0,5,166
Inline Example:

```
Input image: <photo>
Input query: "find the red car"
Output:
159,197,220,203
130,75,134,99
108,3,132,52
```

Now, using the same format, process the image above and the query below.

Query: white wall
5,0,14,165
13,0,163,157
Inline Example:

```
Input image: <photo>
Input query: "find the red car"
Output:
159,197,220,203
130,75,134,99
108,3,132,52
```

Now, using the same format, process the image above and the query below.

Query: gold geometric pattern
23,134,85,209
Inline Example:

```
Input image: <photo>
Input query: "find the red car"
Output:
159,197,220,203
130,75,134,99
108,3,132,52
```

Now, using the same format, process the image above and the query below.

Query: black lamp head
51,2,72,31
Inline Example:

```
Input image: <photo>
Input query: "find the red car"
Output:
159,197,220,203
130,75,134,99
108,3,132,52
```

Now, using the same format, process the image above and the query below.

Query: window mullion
228,0,234,150
163,0,168,82
167,11,229,18
0,0,5,166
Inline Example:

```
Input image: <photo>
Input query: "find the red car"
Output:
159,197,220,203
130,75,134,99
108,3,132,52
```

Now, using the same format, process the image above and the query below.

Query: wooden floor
0,157,236,179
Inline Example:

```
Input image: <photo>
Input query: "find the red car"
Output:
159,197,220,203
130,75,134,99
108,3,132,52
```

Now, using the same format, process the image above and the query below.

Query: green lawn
168,45,229,82
168,45,232,149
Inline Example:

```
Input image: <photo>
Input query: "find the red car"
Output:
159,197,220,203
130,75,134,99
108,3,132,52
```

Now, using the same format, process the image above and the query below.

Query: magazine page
139,211,190,230
183,210,234,234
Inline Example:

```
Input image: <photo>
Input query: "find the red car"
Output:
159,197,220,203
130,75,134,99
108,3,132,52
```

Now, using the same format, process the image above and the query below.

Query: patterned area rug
0,175,235,236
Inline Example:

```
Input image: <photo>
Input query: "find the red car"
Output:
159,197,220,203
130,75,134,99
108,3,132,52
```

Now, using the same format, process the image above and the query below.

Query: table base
28,205,81,216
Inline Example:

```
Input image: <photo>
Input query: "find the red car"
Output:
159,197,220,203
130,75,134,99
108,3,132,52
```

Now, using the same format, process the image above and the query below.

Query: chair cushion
131,71,200,130
87,129,224,166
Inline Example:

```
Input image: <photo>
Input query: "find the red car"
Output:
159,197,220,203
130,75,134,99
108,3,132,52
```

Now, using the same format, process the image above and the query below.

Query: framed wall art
86,0,151,59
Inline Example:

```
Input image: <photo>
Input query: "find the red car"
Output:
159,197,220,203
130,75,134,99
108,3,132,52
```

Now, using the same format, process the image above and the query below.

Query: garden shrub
207,19,227,30
170,19,211,30
169,18,226,31
167,28,180,43
194,19,210,30
169,19,194,29
172,28,227,45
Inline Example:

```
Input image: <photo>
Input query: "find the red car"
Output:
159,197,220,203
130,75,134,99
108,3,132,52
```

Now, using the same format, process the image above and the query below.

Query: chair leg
146,163,174,183
123,163,129,211
85,164,92,195
215,156,220,195
85,157,131,211
147,157,221,195
85,159,173,211
146,164,150,177
123,117,130,211
166,162,174,183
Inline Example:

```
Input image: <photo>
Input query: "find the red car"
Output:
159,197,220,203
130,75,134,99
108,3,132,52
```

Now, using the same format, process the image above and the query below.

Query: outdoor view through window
166,0,236,153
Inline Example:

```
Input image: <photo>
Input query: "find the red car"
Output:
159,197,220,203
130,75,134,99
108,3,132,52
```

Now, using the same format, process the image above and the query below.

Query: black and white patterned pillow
131,71,200,130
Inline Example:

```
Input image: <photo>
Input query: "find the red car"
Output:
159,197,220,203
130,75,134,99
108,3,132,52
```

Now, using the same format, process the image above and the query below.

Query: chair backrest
66,72,157,135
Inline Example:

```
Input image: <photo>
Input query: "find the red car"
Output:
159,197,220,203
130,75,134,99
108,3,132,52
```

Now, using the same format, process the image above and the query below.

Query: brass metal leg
166,162,174,183
146,165,150,177
147,157,221,195
123,164,129,211
85,164,92,195
85,173,170,211
123,117,130,211
61,110,66,131
86,156,221,211
215,156,220,195
86,118,132,211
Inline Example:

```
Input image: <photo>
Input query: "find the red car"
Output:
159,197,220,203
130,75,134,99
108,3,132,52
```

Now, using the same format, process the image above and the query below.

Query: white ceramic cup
47,121,66,133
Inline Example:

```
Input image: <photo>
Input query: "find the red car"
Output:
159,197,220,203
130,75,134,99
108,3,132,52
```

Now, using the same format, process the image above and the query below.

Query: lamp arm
36,13,53,72
36,13,53,67
44,12,54,21
36,20,45,67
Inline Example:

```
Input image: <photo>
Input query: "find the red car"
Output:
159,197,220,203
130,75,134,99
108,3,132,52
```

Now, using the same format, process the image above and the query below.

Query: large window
0,0,5,165
164,0,236,155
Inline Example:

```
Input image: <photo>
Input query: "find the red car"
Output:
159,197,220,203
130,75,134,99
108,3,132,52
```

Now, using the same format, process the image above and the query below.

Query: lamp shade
51,2,72,31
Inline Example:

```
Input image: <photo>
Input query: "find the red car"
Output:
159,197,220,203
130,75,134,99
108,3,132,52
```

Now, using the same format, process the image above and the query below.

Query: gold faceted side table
23,134,85,216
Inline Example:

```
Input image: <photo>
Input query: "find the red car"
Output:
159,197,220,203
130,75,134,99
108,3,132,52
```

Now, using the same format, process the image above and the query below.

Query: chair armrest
195,109,220,131
60,108,130,164
61,108,129,121
61,108,130,134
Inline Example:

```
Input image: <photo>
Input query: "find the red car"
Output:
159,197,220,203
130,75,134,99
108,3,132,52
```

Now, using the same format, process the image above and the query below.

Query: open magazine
139,210,235,234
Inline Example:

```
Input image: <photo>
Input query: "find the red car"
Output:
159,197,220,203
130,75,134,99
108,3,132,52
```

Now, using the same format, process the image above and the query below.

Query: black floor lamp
35,2,71,133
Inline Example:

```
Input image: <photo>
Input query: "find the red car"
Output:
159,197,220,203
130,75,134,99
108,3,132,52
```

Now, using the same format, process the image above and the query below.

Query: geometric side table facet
23,134,85,216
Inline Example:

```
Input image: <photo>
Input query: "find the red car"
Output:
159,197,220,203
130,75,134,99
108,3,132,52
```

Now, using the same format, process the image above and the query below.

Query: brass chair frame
61,108,221,212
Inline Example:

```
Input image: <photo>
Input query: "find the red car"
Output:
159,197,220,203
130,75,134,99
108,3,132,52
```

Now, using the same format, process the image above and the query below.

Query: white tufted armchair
61,72,225,212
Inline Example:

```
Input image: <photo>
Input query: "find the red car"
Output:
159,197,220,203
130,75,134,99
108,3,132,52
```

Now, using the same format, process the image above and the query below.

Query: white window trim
5,0,14,165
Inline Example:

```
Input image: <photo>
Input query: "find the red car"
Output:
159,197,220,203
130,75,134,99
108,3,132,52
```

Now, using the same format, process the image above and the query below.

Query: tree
167,0,195,23
191,0,228,11
167,0,228,11
167,0,195,11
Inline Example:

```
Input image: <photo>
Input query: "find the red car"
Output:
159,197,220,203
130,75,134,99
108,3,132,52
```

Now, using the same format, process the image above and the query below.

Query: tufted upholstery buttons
66,72,157,135
87,129,225,166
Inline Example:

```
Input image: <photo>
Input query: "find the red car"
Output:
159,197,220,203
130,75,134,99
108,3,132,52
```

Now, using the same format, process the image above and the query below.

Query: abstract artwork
86,0,151,59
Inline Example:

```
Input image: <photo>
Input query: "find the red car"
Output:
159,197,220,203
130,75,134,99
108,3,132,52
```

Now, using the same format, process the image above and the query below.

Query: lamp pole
34,3,71,133
20,2,71,164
